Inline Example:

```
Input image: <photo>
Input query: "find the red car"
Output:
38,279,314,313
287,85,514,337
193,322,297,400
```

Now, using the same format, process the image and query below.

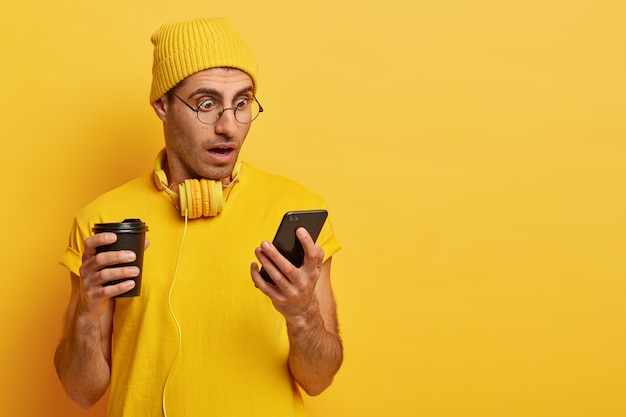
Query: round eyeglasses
172,93,264,124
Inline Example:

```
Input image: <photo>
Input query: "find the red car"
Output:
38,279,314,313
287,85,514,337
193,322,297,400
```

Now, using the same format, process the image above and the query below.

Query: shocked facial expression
152,67,255,184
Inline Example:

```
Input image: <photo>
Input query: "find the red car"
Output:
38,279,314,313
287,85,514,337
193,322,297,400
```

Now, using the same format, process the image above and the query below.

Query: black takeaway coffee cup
92,218,149,297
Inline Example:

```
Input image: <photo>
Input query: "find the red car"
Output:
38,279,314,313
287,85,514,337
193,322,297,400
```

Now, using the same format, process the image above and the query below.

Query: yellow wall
1,1,624,416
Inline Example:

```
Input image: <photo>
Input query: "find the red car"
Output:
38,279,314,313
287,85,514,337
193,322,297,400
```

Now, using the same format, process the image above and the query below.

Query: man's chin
200,165,237,183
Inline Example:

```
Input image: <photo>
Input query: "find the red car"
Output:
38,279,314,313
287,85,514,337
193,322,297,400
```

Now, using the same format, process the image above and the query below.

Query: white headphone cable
162,208,188,417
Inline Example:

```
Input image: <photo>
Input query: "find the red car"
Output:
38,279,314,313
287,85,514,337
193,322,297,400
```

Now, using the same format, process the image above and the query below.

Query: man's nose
214,108,238,136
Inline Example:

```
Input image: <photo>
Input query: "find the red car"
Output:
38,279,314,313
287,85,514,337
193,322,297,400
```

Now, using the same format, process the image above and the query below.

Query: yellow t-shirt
60,162,341,417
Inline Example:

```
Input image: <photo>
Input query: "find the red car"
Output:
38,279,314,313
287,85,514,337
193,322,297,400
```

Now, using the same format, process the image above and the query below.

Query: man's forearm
54,312,111,409
286,306,344,396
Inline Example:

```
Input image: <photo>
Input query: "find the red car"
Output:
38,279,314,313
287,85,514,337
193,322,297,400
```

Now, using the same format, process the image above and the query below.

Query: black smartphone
260,209,329,285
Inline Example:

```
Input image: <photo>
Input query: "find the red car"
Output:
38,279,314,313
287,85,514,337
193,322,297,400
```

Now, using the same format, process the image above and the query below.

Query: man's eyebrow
188,86,254,99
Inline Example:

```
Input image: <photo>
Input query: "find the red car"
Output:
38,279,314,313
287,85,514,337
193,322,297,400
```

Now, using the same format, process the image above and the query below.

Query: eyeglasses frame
172,92,264,124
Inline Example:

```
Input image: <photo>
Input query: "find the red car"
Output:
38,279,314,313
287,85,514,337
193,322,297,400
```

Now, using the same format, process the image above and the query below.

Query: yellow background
1,1,624,416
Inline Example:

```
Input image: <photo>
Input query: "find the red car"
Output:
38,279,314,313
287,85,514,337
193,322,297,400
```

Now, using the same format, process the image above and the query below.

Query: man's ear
152,96,168,121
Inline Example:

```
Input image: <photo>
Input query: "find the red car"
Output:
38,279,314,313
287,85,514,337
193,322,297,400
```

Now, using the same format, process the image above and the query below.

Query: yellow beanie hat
149,18,257,103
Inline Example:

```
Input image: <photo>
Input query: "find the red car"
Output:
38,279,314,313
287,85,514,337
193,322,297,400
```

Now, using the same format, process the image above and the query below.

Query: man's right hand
78,232,139,317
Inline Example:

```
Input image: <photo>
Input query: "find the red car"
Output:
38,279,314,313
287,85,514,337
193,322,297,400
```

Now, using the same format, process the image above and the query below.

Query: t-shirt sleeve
59,218,89,277
317,214,342,263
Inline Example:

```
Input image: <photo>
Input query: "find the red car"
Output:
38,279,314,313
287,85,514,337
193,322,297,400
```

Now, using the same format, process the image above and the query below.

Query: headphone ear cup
178,180,189,218
180,180,198,219
180,179,224,218
181,180,202,219
153,149,231,218
200,179,210,217
208,180,224,217
198,179,224,217
190,180,203,219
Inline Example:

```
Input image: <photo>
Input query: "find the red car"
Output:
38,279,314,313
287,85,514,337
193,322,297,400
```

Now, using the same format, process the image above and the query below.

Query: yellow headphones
153,149,241,219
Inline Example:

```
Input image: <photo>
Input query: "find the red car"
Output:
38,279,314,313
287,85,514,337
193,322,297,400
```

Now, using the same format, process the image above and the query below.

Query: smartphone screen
260,210,328,284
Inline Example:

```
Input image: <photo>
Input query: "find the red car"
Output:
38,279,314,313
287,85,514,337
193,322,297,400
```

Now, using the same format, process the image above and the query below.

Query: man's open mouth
209,147,233,155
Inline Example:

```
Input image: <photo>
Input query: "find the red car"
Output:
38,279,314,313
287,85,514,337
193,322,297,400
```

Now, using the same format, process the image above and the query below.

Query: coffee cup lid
92,218,149,233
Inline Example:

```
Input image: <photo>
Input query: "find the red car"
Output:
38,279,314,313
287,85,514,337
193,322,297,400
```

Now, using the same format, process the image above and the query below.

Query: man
54,18,343,416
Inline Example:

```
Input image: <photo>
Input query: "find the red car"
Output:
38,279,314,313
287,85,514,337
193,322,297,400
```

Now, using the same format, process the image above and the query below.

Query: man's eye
234,98,250,109
198,99,218,111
